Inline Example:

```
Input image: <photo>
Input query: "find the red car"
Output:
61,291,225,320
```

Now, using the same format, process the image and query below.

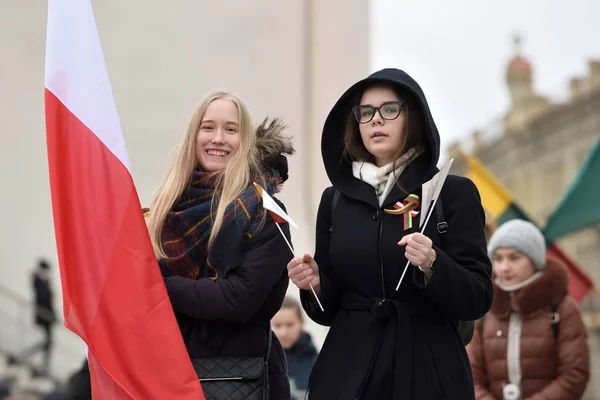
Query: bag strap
265,323,273,361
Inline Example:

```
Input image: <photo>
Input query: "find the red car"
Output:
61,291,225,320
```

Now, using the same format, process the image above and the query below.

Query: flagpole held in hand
395,198,438,291
253,182,324,312
274,223,325,312
395,158,453,291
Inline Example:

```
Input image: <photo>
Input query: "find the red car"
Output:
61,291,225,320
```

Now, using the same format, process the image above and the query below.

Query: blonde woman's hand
287,254,321,296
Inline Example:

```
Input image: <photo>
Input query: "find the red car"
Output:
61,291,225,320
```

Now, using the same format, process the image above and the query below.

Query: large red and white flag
45,1,203,398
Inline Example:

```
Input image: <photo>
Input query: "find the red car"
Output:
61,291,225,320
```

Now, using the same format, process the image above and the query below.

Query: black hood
321,68,441,208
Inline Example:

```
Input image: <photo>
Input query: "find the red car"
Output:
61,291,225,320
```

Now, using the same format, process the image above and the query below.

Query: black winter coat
164,208,293,399
33,272,56,327
285,332,318,391
300,68,493,400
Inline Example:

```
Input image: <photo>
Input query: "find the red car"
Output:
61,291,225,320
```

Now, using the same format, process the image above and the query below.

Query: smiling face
357,86,406,167
195,98,241,172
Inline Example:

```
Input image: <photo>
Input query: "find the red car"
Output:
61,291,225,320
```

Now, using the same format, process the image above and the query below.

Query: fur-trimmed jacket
467,257,590,400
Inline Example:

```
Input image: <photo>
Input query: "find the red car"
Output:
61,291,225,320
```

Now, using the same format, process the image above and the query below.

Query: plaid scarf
160,170,281,280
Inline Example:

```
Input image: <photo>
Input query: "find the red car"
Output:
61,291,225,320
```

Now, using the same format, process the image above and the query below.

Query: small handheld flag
396,159,454,291
254,183,324,312
253,183,299,228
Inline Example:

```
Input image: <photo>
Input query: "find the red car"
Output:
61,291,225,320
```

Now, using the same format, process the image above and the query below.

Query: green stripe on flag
544,137,600,243
496,204,531,225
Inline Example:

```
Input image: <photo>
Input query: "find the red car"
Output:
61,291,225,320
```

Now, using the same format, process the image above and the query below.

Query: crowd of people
18,67,590,399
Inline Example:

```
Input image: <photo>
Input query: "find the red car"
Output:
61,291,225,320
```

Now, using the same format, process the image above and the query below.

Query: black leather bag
192,328,271,400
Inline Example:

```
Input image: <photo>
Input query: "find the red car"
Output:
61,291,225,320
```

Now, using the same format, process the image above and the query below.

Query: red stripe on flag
269,210,287,224
88,353,131,399
45,90,203,399
547,244,594,302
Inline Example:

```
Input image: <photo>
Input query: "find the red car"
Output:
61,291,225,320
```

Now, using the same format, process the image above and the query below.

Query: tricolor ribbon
384,194,420,230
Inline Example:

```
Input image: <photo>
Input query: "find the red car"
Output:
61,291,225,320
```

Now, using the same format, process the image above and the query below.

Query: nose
211,129,226,144
495,259,511,273
371,109,384,125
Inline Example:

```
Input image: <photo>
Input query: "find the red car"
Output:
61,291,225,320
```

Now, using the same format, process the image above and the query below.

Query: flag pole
274,223,325,312
396,159,453,291
395,197,439,291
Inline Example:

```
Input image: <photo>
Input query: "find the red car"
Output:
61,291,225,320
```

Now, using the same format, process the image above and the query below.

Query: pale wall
0,0,369,378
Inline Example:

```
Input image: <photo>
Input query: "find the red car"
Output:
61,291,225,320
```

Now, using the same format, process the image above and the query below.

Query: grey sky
370,0,600,157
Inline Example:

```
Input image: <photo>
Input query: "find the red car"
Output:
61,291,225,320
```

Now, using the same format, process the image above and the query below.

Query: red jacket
467,257,589,399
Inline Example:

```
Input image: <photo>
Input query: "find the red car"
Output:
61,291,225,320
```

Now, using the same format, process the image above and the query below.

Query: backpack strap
550,303,560,341
433,196,478,345
434,198,448,234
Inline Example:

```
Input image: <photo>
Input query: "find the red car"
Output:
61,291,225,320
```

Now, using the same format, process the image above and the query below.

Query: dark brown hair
342,83,426,166
281,296,303,323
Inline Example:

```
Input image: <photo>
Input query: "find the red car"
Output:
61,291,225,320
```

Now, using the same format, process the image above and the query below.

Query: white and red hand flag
254,183,324,311
253,183,299,228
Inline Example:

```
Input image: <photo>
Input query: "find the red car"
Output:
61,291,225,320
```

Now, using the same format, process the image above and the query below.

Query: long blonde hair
147,92,262,258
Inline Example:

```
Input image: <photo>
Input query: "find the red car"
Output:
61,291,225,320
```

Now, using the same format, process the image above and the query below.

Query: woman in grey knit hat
467,219,590,400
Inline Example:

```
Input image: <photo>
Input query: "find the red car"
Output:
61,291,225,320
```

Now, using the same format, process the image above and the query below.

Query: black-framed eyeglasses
352,101,404,124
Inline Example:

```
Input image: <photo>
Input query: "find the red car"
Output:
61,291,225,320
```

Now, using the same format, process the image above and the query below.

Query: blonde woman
146,92,295,399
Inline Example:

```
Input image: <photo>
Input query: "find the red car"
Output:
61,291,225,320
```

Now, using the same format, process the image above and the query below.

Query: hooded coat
162,119,295,399
300,68,494,399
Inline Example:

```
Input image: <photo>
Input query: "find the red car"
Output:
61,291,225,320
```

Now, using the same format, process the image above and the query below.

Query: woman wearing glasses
287,68,493,399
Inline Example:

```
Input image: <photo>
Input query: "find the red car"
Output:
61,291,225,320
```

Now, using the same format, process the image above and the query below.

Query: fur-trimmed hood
491,256,569,318
255,118,295,182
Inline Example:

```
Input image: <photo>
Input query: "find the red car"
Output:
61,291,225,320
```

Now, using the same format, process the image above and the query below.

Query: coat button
373,211,379,220
496,330,503,337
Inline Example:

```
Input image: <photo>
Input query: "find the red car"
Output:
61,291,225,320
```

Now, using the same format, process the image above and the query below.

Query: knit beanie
487,219,546,270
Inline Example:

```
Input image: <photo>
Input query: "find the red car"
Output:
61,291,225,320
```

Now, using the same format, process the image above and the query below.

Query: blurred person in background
65,358,91,400
272,296,318,394
467,219,589,400
287,68,493,399
20,259,56,375
0,378,11,399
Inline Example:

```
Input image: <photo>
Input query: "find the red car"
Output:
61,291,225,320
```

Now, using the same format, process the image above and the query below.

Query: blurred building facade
449,37,600,399
449,37,600,293
0,0,369,379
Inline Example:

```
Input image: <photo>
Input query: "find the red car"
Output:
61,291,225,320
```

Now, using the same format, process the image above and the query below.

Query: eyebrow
201,120,239,127
360,101,400,107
